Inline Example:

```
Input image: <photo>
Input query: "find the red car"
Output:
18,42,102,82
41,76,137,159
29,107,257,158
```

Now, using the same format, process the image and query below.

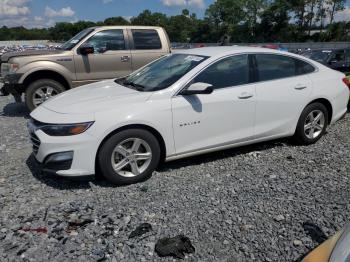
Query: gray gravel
0,95,349,262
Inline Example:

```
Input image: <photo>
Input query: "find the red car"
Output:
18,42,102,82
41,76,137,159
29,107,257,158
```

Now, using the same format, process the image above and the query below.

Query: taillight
342,77,350,88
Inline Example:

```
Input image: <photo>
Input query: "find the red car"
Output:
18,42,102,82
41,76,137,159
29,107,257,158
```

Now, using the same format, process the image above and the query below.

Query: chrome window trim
173,52,319,97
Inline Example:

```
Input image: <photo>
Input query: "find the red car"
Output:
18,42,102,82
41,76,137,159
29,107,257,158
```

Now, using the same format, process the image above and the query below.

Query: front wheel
98,129,161,185
25,79,66,111
294,102,329,145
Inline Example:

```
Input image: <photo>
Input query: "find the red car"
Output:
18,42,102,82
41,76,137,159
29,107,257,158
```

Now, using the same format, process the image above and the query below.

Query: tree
328,0,345,24
104,17,130,25
131,10,168,28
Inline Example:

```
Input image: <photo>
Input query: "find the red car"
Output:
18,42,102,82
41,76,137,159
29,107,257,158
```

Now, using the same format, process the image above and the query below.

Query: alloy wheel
32,86,59,107
304,110,325,139
111,138,153,177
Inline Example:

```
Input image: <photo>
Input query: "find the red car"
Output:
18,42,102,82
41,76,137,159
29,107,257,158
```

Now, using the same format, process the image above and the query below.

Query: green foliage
0,0,349,43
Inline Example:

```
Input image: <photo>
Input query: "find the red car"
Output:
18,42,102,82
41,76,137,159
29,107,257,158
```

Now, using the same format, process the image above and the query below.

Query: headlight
1,63,19,76
40,122,94,136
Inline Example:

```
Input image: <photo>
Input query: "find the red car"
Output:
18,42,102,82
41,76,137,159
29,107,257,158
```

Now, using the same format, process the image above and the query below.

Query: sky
0,0,350,28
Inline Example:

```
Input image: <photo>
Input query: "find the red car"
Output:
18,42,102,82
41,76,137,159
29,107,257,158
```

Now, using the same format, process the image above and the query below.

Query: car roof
176,46,288,57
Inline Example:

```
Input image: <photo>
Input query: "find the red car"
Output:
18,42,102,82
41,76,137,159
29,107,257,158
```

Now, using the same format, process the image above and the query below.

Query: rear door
73,29,132,82
128,28,169,71
253,53,314,138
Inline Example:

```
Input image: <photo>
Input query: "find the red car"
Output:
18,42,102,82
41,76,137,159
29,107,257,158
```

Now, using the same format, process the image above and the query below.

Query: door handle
121,56,130,62
294,85,307,90
238,92,253,99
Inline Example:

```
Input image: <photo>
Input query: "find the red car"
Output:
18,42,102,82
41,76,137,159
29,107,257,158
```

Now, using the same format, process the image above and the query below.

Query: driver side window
84,29,125,54
192,55,250,89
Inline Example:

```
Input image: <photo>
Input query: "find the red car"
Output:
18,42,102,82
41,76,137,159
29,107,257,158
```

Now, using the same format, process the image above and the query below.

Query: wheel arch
22,70,71,91
306,98,333,124
95,124,167,175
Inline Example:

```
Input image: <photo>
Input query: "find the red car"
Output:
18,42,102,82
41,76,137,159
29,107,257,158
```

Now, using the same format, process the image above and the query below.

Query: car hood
1,49,65,62
42,79,152,114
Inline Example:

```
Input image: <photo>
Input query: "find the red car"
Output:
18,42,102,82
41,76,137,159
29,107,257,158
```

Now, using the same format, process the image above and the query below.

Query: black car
304,49,350,74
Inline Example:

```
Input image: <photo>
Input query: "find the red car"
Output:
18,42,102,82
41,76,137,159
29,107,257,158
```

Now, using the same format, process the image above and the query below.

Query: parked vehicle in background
28,47,349,185
0,26,171,111
302,223,350,262
303,49,350,74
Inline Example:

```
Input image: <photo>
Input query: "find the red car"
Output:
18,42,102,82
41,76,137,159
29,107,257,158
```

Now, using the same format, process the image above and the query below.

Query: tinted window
332,50,345,62
192,55,250,89
296,59,315,75
84,29,125,53
345,49,350,61
132,29,162,50
256,54,297,81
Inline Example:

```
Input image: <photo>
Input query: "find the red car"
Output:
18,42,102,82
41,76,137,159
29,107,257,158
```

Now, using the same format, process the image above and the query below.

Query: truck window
131,29,162,50
84,29,125,53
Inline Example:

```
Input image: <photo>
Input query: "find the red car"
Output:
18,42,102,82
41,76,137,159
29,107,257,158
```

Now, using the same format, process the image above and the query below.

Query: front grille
29,131,41,155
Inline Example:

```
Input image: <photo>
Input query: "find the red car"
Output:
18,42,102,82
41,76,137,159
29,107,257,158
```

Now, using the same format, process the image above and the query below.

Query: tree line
0,0,349,43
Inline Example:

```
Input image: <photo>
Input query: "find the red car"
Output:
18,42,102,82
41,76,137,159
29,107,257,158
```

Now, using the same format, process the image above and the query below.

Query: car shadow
0,101,30,118
26,154,114,190
157,138,291,172
26,137,293,190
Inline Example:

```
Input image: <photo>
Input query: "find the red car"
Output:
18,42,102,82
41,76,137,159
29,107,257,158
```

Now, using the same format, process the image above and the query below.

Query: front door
73,29,132,82
172,54,256,155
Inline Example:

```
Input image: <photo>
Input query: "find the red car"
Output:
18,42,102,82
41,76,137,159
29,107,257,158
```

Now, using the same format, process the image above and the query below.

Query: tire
98,129,161,185
294,102,329,145
25,79,66,111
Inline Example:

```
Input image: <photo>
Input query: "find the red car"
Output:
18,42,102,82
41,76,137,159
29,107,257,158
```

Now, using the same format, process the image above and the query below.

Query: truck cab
0,26,171,111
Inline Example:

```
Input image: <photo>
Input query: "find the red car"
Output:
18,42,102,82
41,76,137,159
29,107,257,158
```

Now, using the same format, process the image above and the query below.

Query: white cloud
34,16,43,22
0,0,31,17
334,7,350,22
45,6,75,17
162,0,205,8
102,0,114,3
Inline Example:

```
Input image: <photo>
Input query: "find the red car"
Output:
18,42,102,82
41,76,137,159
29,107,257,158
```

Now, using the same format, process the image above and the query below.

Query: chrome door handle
238,92,253,99
121,56,130,62
294,85,307,90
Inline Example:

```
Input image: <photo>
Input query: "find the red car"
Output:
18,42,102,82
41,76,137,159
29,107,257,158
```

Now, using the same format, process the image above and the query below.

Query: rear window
255,54,315,82
131,29,162,50
296,59,315,75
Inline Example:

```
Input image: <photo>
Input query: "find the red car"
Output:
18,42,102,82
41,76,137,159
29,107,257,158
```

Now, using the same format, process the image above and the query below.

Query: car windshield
309,51,331,63
59,29,94,50
119,53,208,92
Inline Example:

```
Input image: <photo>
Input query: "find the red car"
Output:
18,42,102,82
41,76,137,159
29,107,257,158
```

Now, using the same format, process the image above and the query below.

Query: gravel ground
0,95,349,262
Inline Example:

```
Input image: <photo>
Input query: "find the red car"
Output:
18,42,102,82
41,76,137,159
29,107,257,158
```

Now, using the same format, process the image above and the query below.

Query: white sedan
29,47,349,185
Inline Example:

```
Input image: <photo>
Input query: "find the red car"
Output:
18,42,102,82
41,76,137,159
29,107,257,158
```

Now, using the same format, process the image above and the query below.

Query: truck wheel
98,129,161,185
25,79,66,111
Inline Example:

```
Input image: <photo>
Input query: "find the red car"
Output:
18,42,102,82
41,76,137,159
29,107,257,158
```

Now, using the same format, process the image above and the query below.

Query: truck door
128,29,169,71
73,29,132,84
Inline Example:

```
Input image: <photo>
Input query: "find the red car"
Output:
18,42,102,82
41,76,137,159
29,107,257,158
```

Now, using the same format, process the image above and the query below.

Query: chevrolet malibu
28,47,349,185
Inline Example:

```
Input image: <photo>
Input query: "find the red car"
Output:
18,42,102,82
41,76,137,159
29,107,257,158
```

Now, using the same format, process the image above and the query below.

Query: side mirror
181,82,213,95
79,44,94,55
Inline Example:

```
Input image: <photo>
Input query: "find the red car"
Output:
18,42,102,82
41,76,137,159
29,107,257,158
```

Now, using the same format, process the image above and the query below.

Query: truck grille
30,132,41,155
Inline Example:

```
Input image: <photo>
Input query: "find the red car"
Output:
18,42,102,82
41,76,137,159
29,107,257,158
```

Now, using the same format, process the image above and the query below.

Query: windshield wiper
122,80,145,91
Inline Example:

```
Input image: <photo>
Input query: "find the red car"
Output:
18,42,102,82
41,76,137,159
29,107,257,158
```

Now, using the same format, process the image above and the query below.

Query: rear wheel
98,129,160,185
25,79,66,111
294,102,328,145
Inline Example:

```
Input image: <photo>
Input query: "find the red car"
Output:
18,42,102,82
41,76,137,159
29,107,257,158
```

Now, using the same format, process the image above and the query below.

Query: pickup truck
0,26,171,111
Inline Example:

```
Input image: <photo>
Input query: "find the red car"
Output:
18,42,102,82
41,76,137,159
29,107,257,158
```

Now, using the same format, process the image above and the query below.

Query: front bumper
28,128,98,177
0,73,24,99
